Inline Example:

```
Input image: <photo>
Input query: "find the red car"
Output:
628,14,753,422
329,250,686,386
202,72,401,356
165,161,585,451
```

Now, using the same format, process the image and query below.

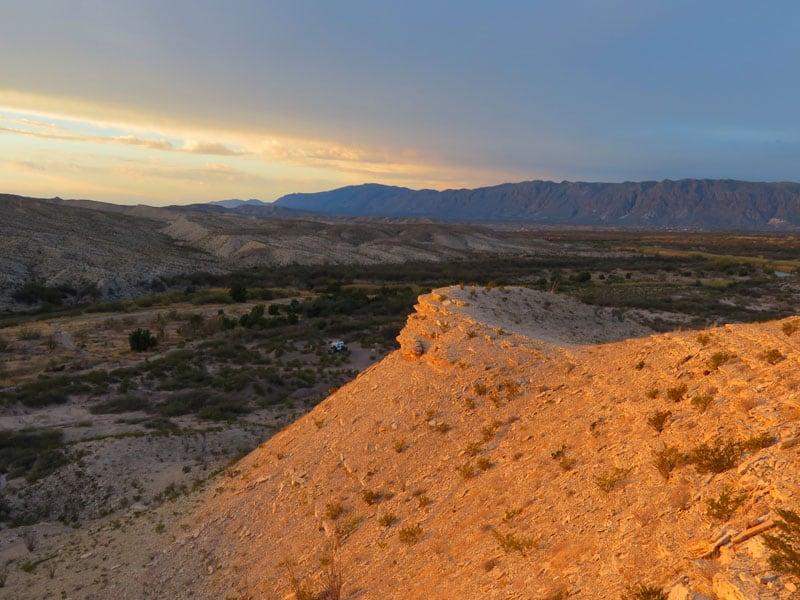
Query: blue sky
1,1,799,205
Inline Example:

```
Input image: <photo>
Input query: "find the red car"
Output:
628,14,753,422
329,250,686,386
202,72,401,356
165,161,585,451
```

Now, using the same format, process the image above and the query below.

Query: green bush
0,429,67,481
653,445,687,480
128,328,157,352
763,508,800,576
689,439,742,474
666,383,688,402
90,394,151,414
229,284,248,303
1,375,86,407
706,487,746,520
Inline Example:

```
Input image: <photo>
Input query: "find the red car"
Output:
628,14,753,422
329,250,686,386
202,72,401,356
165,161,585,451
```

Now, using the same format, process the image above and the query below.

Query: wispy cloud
181,139,241,156
114,135,175,151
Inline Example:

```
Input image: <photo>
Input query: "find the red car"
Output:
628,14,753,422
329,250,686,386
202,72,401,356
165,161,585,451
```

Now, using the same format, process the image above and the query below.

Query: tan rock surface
145,285,800,598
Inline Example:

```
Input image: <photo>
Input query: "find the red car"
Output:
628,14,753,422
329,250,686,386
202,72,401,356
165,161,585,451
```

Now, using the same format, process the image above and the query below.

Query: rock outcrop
153,286,800,599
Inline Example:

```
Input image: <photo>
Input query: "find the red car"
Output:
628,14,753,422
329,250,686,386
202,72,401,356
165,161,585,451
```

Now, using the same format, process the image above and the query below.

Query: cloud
114,135,175,151
181,140,241,156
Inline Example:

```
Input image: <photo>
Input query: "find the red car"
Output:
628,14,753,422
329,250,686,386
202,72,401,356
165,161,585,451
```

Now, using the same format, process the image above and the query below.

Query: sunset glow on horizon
2,1,800,205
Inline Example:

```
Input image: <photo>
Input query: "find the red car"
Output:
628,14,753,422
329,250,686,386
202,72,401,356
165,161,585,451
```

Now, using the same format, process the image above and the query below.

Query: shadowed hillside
150,286,800,599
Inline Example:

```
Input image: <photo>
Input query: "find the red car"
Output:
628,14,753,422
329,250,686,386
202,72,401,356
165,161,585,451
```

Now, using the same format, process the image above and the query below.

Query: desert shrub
17,327,41,340
706,487,746,520
142,417,178,431
1,374,94,408
595,466,633,492
697,333,711,346
90,394,151,414
378,512,397,527
666,383,688,402
195,397,251,421
239,304,266,328
760,348,785,365
689,439,742,474
742,431,776,452
501,379,520,399
0,428,67,481
782,320,800,336
481,422,500,442
325,502,345,520
361,489,381,505
458,463,476,479
21,529,37,552
157,390,250,420
398,523,423,544
476,457,492,471
128,328,157,352
464,442,482,457
645,388,659,399
622,583,667,600
335,515,363,540
11,282,71,306
653,445,687,480
473,382,488,396
634,360,645,370
551,445,576,471
691,389,716,412
490,527,536,554
392,438,407,453
319,543,343,600
190,290,233,305
707,351,735,370
647,410,671,433
229,284,247,303
763,508,800,576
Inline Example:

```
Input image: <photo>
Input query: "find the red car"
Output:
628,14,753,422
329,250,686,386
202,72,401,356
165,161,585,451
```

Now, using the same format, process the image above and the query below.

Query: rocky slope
274,179,800,229
151,286,800,599
0,194,571,310
0,194,219,307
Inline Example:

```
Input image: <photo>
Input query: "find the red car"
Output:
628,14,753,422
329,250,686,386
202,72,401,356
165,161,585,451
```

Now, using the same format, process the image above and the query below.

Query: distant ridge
209,198,269,209
274,179,800,229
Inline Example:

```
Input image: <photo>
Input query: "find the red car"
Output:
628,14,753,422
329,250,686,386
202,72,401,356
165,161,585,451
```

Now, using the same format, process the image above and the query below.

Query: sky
1,1,799,206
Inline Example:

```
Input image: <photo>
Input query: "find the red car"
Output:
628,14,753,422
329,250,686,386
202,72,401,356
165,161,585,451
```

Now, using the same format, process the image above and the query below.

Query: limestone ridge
154,286,800,600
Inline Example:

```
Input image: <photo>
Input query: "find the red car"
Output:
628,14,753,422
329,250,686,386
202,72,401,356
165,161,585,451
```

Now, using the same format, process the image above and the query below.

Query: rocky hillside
0,194,580,310
0,194,219,306
152,286,800,599
274,179,800,229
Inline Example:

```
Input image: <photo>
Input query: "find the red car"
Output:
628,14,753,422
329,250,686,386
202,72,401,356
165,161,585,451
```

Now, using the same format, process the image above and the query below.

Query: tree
229,284,248,303
128,328,158,352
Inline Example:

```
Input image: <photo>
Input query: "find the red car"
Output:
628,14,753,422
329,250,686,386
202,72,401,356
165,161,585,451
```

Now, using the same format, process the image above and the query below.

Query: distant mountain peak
274,178,800,229
210,198,269,209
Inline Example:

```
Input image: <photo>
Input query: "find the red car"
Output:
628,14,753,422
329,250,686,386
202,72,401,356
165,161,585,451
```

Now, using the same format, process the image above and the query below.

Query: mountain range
273,179,800,229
